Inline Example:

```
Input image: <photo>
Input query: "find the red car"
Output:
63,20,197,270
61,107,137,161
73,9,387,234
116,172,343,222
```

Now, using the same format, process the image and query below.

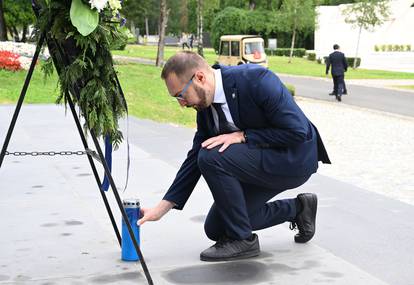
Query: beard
190,84,209,111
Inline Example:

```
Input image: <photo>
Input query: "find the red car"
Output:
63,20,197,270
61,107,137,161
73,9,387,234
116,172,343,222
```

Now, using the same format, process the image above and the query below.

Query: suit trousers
197,143,311,241
332,74,347,95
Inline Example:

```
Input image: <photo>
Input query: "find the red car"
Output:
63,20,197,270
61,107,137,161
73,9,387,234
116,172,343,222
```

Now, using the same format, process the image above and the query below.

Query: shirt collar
213,69,226,104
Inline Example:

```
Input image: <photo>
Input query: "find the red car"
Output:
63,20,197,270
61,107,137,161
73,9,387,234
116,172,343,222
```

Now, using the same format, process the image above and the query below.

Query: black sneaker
200,234,260,262
290,193,318,243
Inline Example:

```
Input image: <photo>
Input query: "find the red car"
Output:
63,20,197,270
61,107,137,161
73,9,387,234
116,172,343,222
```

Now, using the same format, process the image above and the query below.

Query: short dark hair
333,44,340,50
161,51,209,82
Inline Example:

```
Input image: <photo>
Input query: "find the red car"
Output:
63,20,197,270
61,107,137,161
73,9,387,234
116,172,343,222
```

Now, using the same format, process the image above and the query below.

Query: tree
180,0,189,32
3,0,35,42
342,0,390,68
123,0,157,39
156,0,169,66
210,7,248,51
197,0,204,57
0,0,7,41
279,0,316,63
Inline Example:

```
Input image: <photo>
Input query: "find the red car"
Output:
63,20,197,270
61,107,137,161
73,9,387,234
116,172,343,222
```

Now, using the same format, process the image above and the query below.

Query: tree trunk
21,25,28,43
249,0,256,10
197,0,204,57
288,27,296,63
180,0,188,32
156,0,169,67
0,0,7,41
354,25,362,69
145,17,149,38
12,26,19,42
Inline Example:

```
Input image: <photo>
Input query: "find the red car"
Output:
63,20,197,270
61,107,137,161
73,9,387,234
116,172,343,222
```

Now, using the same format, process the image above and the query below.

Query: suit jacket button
232,93,236,99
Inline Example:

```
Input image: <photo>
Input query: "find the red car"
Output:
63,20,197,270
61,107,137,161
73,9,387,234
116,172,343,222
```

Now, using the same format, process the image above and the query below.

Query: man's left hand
201,131,245,152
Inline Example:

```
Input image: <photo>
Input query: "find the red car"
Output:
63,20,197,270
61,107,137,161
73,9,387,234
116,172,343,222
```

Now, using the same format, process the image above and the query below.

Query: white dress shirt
212,69,239,132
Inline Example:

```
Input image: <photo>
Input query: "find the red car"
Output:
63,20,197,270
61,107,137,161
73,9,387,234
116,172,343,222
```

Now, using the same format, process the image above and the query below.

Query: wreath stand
0,28,154,285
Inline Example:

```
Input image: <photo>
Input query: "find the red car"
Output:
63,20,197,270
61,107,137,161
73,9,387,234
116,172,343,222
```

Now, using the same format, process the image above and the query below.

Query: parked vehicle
217,35,268,68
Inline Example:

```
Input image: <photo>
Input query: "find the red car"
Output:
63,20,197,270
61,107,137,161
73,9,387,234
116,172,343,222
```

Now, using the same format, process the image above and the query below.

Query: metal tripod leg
0,33,45,168
66,94,154,285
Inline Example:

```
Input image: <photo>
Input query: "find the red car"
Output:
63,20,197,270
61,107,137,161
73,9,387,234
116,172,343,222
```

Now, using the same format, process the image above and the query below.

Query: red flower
0,50,23,71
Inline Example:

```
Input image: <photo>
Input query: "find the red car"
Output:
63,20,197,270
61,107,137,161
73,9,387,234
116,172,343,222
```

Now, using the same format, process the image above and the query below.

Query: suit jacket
164,65,330,210
326,51,348,76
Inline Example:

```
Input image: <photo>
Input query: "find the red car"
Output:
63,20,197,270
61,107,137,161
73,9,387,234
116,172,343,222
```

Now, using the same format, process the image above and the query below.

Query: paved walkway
1,104,413,285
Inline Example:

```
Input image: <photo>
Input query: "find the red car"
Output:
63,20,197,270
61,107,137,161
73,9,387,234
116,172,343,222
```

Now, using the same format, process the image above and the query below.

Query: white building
315,0,414,73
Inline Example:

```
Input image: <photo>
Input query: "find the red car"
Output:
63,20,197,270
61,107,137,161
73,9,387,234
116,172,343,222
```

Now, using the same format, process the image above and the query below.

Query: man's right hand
138,200,175,226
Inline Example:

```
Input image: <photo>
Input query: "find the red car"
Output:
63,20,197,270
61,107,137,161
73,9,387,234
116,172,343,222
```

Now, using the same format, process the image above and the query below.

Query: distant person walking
326,44,348,102
181,33,190,50
189,34,194,50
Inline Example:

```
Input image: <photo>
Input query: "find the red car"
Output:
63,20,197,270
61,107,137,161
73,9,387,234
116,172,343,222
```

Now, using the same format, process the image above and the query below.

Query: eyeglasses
174,74,195,101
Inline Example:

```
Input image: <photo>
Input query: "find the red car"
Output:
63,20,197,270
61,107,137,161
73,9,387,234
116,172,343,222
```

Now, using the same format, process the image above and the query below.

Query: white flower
89,0,108,12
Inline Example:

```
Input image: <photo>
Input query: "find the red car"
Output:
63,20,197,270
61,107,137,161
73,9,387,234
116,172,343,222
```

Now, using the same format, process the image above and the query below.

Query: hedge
323,56,361,68
286,84,295,96
307,52,316,61
265,48,306,57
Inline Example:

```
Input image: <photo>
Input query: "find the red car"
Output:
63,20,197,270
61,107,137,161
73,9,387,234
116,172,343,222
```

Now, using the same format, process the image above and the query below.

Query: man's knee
197,147,222,172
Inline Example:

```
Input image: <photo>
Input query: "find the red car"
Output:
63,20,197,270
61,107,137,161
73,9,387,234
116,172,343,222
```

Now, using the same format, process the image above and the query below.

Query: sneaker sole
200,249,260,262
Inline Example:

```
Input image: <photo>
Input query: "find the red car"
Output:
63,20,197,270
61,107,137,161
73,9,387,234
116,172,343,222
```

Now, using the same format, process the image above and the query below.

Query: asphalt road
278,74,414,117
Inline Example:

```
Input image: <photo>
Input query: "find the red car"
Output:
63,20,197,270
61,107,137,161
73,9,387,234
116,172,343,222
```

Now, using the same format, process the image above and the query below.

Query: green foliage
347,57,361,68
265,48,306,57
3,0,35,41
307,52,316,61
375,44,412,52
285,84,295,96
34,0,127,147
343,0,390,31
279,0,315,34
210,6,283,52
323,56,361,68
70,0,99,36
210,7,249,51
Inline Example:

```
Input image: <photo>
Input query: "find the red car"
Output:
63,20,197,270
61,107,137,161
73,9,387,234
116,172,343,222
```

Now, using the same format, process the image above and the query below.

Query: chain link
5,150,87,156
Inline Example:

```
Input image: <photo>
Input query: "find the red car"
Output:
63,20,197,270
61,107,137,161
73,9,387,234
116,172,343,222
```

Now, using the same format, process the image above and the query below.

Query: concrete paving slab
0,105,412,285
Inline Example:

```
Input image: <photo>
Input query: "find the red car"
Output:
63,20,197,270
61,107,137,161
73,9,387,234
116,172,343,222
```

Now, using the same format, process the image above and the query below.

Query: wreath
33,0,128,147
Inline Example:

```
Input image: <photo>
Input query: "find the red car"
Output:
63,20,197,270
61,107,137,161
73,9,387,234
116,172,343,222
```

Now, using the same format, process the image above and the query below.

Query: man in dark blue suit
138,51,330,262
326,44,348,102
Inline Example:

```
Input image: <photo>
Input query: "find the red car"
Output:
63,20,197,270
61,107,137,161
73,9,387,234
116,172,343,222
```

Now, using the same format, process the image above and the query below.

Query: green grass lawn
392,85,414,90
0,63,197,127
113,44,414,80
0,69,58,104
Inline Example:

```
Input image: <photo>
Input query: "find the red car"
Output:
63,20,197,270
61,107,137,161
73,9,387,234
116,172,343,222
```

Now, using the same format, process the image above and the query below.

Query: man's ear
194,71,206,84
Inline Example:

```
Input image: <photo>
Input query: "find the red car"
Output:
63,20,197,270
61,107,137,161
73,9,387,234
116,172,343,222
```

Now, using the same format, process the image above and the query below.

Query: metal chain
5,150,87,156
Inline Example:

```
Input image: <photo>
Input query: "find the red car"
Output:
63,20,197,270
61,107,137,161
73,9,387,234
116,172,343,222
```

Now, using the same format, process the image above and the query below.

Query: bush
307,52,316,61
374,45,380,52
0,50,22,71
265,48,306,57
323,56,361,68
407,45,412,52
286,84,295,96
347,57,361,68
